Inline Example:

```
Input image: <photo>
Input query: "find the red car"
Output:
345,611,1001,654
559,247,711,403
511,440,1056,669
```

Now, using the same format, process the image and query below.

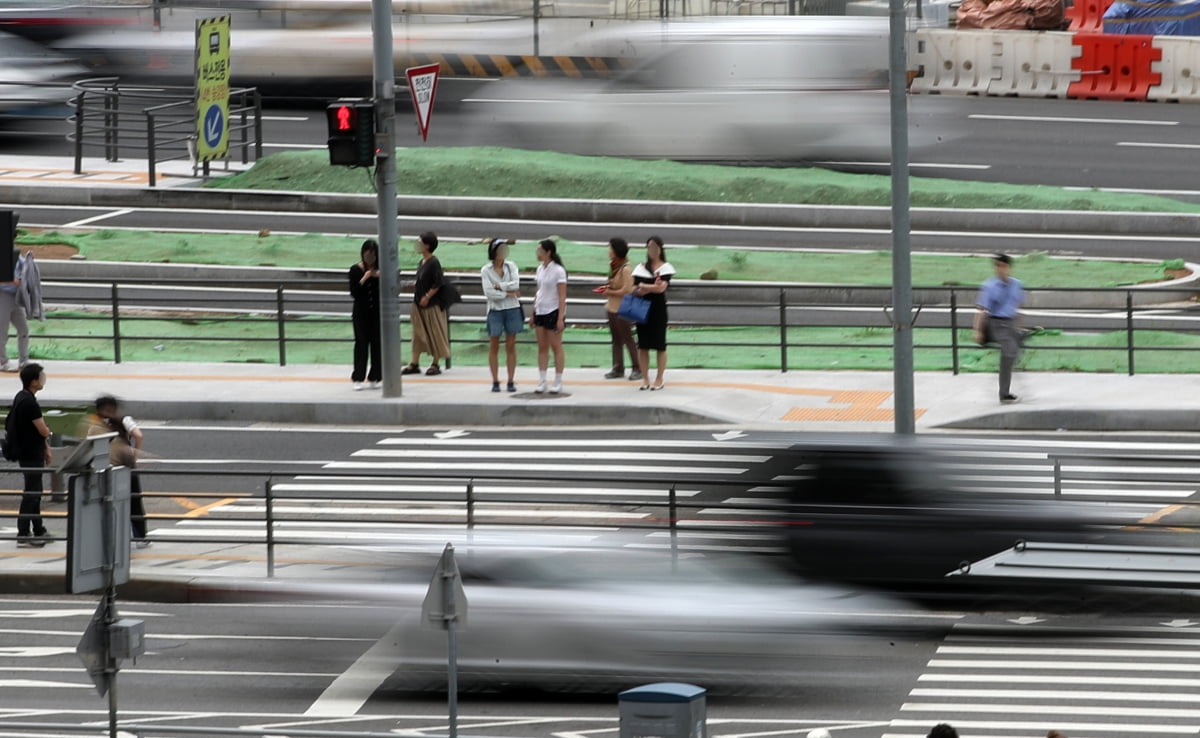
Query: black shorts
533,310,560,330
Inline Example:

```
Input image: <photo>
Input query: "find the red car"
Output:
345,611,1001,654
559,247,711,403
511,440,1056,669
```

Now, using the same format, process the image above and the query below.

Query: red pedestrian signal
336,105,353,132
325,99,375,167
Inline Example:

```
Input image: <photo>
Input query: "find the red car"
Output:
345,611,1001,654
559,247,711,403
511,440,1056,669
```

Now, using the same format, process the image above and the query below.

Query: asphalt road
6,594,1200,738
6,94,1200,200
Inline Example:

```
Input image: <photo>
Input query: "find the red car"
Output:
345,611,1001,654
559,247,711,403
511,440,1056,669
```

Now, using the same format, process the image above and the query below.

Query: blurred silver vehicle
0,30,83,115
460,16,957,161
337,539,929,693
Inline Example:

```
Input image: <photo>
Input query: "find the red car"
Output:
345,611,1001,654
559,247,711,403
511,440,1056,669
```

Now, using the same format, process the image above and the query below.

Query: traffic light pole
372,0,402,397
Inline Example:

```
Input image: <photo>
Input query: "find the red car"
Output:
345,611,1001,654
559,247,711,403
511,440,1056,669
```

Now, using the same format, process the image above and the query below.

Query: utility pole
372,0,401,396
889,0,914,434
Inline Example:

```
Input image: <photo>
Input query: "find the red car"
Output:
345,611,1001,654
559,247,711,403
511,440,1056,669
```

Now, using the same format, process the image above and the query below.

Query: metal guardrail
67,78,263,187
2,465,792,576
32,277,1200,374
1050,452,1200,499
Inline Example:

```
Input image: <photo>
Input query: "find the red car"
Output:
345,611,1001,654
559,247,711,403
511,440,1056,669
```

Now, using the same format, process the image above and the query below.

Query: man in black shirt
12,363,51,547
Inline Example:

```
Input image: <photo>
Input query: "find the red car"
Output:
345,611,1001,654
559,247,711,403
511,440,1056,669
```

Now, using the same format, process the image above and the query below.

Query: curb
937,408,1200,432
0,571,356,602
37,396,732,427
7,183,1200,235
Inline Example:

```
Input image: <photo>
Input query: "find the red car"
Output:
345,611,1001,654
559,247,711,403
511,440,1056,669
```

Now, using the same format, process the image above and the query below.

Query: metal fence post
265,478,275,578
276,286,287,366
950,289,959,375
779,288,788,373
146,112,157,188
111,283,122,364
465,479,475,529
668,483,678,571
1126,290,1135,376
253,90,264,160
104,87,118,163
1053,458,1062,497
73,89,85,175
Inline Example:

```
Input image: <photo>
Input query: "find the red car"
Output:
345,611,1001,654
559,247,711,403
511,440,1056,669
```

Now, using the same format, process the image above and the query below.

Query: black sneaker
628,370,644,381
491,382,501,392
604,369,624,379
16,536,45,548
1000,394,1019,404
507,382,517,393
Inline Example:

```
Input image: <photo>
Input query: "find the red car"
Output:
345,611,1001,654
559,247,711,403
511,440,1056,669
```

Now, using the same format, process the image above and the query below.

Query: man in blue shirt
973,253,1024,404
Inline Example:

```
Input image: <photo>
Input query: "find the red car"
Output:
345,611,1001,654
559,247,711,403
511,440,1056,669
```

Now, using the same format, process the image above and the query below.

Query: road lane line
304,619,406,717
61,208,134,228
1118,141,1200,149
971,114,1179,125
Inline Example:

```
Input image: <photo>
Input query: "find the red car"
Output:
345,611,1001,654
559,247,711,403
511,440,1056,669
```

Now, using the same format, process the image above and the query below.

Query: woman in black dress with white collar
631,235,674,391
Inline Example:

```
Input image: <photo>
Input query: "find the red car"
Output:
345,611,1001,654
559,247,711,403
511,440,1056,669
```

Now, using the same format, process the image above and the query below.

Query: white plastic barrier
987,30,1079,97
909,28,1001,94
1149,36,1200,102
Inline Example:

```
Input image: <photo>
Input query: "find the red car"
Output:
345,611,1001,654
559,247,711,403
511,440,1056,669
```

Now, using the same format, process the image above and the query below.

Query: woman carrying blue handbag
631,235,675,391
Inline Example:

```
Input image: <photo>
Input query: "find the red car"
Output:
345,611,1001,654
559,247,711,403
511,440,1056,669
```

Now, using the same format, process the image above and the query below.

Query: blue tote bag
617,294,651,324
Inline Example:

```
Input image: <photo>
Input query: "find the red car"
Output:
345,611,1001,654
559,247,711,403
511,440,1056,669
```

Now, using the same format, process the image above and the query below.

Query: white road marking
374,437,775,449
920,672,1200,686
62,208,133,228
262,143,325,149
937,645,1200,658
276,481,704,497
929,658,1200,671
304,619,406,717
323,461,749,474
1064,185,1200,197
815,160,993,170
887,721,1195,735
349,449,768,463
0,629,371,642
903,702,1200,718
0,679,88,689
971,113,1178,125
0,608,167,619
0,647,76,658
1118,141,1200,149
910,688,1200,702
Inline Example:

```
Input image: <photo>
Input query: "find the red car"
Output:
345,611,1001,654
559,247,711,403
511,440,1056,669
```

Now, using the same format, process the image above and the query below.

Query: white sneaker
534,380,548,394
550,379,563,394
352,382,365,391
368,381,382,390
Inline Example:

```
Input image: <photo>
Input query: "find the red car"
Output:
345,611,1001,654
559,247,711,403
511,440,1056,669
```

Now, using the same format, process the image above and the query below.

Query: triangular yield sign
406,63,440,142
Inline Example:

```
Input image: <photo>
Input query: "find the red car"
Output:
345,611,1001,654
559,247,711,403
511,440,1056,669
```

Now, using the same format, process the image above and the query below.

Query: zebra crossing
153,431,789,553
146,431,1200,556
886,618,1200,738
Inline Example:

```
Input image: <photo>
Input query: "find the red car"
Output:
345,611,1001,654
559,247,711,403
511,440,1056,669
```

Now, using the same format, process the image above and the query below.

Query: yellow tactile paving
0,168,151,185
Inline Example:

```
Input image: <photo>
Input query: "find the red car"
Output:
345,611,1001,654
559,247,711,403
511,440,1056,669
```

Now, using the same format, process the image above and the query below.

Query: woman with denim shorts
481,238,523,393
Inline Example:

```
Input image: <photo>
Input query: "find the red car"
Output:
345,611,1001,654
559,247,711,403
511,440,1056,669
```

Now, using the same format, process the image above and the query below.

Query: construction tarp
1104,0,1200,35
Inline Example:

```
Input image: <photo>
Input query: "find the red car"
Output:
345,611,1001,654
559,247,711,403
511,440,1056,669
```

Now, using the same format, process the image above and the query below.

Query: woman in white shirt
530,239,567,394
480,238,522,393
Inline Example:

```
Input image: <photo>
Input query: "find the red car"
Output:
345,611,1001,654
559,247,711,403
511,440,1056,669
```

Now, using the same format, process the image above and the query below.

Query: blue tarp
1103,0,1200,35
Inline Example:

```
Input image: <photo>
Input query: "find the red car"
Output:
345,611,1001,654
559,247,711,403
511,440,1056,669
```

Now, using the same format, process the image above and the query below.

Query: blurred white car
338,540,933,693
0,30,83,114
460,16,960,161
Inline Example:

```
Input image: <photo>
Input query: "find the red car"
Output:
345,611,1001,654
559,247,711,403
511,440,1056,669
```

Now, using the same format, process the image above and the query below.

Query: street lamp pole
372,0,401,397
889,0,914,434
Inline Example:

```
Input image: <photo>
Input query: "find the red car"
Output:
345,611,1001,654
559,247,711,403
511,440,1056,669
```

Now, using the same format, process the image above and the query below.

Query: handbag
618,294,651,324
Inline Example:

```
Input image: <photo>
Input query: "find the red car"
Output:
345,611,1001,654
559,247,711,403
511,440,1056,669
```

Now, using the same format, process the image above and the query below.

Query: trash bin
618,682,707,738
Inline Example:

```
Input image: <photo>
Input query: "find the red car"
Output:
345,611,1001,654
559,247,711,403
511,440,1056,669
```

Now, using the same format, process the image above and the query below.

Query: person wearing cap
974,253,1025,404
480,238,522,393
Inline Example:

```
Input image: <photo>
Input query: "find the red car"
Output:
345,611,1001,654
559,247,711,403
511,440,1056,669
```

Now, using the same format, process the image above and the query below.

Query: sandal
425,365,442,376
400,364,421,375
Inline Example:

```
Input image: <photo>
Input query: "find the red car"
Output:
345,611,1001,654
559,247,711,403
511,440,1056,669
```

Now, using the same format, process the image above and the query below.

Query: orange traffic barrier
1068,33,1162,101
1066,0,1116,31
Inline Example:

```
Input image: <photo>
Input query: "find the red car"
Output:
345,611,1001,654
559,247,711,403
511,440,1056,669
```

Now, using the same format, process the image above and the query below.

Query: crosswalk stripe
919,673,1200,686
902,703,1200,719
937,645,1200,658
275,482,704,497
374,437,779,450
928,658,1200,671
910,688,1200,702
323,461,750,474
350,449,770,463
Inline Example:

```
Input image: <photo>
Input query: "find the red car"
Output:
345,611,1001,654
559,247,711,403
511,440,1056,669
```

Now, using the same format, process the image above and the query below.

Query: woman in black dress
348,239,381,390
632,235,675,391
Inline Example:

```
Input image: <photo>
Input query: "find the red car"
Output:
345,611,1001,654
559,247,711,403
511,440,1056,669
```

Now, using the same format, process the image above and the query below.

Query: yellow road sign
195,15,231,162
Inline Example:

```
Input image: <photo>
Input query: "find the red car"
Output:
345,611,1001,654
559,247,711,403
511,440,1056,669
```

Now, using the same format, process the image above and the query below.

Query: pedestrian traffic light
325,99,376,167
0,211,17,283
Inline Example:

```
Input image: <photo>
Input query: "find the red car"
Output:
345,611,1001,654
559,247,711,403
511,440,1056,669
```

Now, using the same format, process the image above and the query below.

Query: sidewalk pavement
16,359,1200,432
